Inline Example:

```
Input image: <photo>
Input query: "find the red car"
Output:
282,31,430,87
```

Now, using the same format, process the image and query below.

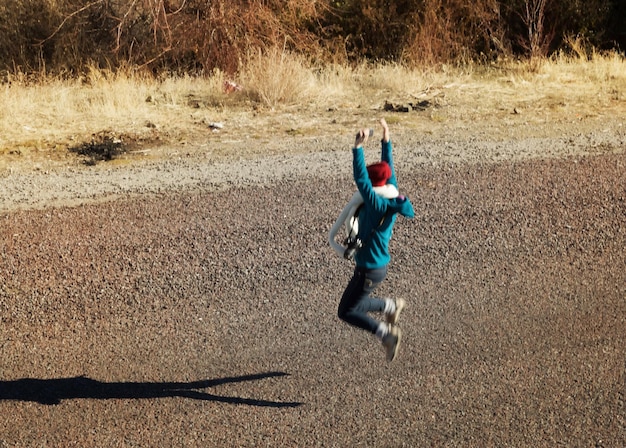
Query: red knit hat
367,161,391,186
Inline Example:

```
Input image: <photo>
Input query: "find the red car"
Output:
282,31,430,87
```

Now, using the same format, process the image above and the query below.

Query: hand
380,118,390,142
354,129,369,148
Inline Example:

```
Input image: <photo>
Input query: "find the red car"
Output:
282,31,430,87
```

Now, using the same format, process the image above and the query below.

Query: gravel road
0,128,625,447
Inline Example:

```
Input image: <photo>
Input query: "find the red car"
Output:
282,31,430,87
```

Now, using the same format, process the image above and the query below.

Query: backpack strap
356,208,390,249
363,207,389,246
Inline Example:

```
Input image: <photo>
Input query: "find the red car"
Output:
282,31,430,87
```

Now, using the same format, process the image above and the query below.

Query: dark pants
337,266,388,334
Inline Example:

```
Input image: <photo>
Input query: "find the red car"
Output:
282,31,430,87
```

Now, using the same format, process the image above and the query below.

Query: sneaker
382,325,402,362
386,298,406,325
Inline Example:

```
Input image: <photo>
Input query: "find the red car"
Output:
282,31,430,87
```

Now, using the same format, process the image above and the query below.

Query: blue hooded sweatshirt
353,140,415,269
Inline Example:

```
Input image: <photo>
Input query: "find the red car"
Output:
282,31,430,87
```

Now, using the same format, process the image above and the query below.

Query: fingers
380,118,390,142
354,129,368,148
356,125,387,147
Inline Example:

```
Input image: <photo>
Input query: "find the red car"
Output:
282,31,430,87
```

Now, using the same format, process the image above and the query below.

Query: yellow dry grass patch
0,51,624,172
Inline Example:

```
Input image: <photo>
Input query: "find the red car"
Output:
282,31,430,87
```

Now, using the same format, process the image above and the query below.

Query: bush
0,0,58,73
0,0,623,77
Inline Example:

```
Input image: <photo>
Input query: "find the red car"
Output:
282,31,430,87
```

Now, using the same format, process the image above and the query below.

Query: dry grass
1,50,625,170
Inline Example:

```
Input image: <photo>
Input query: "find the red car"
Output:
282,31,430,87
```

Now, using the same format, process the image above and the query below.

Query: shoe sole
386,327,402,362
386,298,406,325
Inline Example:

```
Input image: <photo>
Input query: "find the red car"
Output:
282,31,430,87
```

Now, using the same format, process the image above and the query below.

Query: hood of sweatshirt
387,194,415,219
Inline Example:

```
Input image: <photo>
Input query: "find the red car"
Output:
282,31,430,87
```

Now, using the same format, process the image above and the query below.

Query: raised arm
379,118,397,187
353,146,387,214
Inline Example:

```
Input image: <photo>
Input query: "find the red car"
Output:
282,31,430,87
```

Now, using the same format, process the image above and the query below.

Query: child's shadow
0,371,301,407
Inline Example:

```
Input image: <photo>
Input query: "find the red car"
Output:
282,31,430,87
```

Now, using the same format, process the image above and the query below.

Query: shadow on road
0,371,301,407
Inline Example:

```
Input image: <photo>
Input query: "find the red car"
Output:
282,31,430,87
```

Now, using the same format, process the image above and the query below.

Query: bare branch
38,0,104,45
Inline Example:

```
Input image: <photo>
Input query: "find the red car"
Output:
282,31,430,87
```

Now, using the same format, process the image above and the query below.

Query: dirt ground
0,113,625,447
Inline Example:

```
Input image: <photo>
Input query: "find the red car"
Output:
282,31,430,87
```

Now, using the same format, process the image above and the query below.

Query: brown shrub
0,0,622,76
0,0,58,73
